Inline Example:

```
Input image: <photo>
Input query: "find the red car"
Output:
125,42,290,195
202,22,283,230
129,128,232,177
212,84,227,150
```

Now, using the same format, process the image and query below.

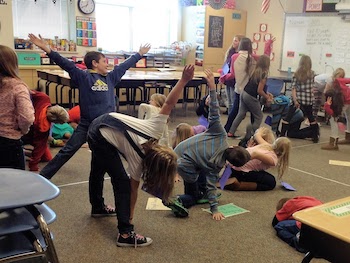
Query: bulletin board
280,13,350,74
76,16,97,47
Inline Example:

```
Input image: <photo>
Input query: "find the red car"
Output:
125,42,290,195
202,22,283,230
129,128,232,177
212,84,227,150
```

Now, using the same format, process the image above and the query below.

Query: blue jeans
224,92,240,132
178,171,206,208
226,85,235,114
40,120,90,179
274,220,307,253
87,115,133,234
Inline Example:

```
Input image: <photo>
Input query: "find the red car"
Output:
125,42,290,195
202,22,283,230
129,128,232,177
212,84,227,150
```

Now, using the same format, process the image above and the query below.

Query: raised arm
159,65,194,115
28,33,51,54
138,43,151,57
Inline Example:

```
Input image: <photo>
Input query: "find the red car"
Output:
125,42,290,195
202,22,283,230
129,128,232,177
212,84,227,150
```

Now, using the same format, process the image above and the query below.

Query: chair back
266,78,285,97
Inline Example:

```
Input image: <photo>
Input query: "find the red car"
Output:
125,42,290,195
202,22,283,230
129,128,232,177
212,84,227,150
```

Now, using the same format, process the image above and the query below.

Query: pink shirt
233,145,278,172
0,77,35,139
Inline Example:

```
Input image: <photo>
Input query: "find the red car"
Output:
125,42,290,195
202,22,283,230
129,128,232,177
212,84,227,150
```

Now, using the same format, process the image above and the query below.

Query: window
95,0,179,52
12,0,71,39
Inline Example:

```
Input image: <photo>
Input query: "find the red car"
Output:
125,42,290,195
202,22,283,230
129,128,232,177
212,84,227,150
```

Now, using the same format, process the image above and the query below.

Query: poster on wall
208,16,224,48
76,16,97,47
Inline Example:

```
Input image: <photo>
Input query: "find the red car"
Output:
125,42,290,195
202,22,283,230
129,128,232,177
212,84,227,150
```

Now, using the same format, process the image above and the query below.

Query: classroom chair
0,203,59,263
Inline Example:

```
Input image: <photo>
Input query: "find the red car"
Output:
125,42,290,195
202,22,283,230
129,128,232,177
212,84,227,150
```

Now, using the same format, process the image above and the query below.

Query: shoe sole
168,202,189,218
117,238,153,247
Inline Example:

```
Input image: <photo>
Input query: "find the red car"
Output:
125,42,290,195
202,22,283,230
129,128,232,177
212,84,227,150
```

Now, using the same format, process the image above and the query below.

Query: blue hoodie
48,51,142,123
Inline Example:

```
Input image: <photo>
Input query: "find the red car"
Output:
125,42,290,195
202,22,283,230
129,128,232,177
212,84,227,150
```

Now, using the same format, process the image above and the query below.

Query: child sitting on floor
272,196,323,253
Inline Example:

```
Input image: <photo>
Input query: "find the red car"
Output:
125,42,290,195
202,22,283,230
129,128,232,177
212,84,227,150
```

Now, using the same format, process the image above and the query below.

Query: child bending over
220,127,290,191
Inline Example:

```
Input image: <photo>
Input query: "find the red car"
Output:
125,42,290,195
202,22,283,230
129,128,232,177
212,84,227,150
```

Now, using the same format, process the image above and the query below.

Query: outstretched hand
28,33,51,53
203,69,215,90
181,65,195,82
326,96,332,105
139,43,151,56
212,211,225,221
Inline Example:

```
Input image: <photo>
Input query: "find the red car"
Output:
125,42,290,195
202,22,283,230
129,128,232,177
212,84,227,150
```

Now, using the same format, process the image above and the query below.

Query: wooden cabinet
182,6,247,72
18,69,38,89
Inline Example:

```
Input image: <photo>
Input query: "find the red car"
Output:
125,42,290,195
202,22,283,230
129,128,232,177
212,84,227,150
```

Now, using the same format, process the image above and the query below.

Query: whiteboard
280,13,350,75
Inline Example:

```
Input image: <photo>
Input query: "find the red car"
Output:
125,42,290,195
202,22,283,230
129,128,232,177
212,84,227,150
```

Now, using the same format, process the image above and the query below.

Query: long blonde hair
294,55,314,83
141,143,177,202
224,34,245,62
251,55,270,84
172,123,193,149
332,68,345,81
272,137,291,179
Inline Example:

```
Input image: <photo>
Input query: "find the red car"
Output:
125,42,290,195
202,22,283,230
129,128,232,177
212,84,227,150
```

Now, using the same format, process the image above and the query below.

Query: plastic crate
17,52,41,65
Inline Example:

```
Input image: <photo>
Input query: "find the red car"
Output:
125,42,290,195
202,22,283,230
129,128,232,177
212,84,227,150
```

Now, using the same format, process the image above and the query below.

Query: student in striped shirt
174,69,251,221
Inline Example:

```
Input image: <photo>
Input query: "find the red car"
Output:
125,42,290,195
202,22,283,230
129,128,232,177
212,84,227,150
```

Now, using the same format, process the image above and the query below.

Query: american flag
261,0,270,14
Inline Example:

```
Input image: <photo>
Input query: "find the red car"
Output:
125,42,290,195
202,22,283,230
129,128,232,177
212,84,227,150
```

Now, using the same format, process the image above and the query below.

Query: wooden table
37,69,219,113
293,196,350,263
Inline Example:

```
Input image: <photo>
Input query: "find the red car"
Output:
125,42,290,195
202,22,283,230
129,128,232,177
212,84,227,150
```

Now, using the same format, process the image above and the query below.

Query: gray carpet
39,104,349,263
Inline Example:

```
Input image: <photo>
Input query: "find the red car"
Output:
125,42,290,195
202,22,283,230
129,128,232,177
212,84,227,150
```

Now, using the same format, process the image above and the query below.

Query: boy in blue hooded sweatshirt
28,33,150,216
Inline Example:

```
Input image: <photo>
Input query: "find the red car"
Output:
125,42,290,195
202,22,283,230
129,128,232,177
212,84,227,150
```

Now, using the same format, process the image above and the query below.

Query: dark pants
274,220,307,253
234,170,277,191
287,120,314,139
40,120,90,179
178,171,206,208
224,92,240,132
0,136,25,170
87,120,133,234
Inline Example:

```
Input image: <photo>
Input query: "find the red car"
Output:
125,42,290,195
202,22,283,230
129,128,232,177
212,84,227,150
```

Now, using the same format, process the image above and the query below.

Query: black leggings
233,170,277,191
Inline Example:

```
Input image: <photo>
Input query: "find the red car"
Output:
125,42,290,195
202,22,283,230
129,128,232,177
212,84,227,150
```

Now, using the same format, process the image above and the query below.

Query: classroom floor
37,103,349,263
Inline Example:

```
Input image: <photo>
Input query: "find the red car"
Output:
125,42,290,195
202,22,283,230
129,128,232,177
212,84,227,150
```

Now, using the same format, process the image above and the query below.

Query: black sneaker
91,205,116,218
117,231,153,248
165,197,189,218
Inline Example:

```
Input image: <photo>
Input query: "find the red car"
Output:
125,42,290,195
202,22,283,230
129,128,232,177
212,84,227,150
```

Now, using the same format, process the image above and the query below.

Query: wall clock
78,0,95,15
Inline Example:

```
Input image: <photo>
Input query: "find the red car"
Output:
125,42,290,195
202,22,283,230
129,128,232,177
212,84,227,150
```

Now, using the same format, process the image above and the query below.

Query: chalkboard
280,13,350,75
208,15,224,48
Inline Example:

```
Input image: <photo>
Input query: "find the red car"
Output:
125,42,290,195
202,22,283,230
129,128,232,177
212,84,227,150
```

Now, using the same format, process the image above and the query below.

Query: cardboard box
17,53,41,65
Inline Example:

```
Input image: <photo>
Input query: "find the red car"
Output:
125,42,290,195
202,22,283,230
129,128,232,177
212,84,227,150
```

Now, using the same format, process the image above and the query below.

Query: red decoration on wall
261,0,270,14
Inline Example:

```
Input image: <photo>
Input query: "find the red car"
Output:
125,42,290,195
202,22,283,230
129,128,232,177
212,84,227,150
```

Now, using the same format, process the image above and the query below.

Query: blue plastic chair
266,78,285,97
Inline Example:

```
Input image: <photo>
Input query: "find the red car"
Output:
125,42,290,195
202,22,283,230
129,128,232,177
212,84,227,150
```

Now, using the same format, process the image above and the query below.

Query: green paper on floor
202,203,249,218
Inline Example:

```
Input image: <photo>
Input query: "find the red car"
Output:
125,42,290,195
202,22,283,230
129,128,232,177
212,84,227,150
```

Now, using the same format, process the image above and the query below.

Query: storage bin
17,52,41,65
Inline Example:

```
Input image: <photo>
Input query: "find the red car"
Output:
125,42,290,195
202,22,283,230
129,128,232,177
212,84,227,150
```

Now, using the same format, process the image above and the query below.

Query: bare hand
326,96,332,105
28,33,50,53
294,101,300,109
212,211,225,221
204,69,215,90
181,65,195,82
139,43,151,56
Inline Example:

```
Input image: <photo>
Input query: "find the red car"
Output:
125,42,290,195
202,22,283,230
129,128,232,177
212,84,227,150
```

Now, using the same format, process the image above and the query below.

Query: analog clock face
78,0,95,15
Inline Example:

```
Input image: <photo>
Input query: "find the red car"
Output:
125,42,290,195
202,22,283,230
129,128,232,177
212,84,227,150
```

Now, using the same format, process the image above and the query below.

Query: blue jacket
48,51,142,123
